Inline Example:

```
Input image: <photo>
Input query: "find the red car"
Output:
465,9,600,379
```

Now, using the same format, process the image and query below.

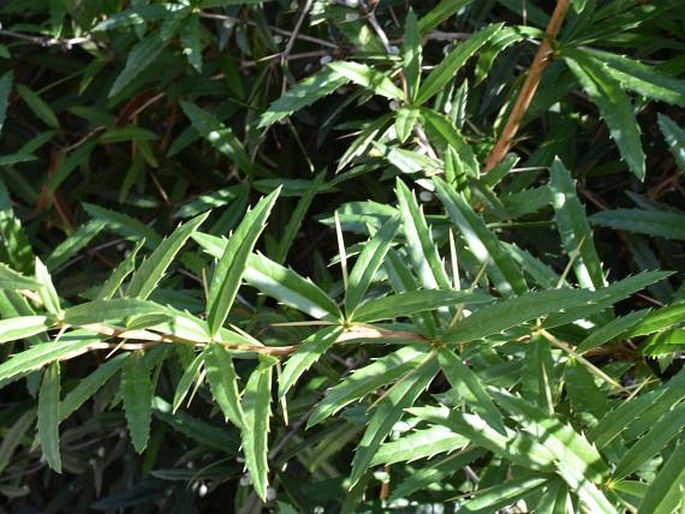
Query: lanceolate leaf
97,240,144,300
638,442,685,514
371,425,469,466
241,357,276,501
345,215,400,314
35,258,60,315
46,219,107,271
577,310,648,354
244,253,341,321
349,354,439,486
437,347,505,434
206,188,280,337
458,476,550,514
417,0,474,35
203,344,244,428
308,345,429,427
0,263,42,290
109,34,167,97
434,178,527,296
0,71,12,135
127,211,209,300
550,158,606,290
590,208,685,241
403,8,421,101
83,203,161,248
0,316,51,344
564,49,645,180
121,351,153,453
626,302,685,337
327,62,403,101
416,23,503,104
173,350,205,413
38,363,62,472
352,289,493,323
279,326,343,398
657,114,685,172
64,298,168,326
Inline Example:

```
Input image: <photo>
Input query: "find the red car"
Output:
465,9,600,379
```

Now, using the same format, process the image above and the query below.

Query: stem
484,0,572,173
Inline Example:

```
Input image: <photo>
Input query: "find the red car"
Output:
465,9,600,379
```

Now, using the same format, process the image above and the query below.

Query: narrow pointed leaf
127,211,209,300
17,84,59,129
657,114,685,172
173,350,205,413
83,203,161,247
35,258,60,315
64,298,167,326
459,476,550,514
109,35,167,97
345,215,400,313
38,363,62,472
204,343,244,428
46,219,107,271
327,62,403,101
638,442,685,514
206,189,280,336
371,425,468,466
349,354,439,486
418,0,475,35
434,178,527,295
241,357,276,500
279,326,343,398
0,71,12,135
577,310,648,353
590,208,685,241
403,9,421,101
121,351,153,453
97,240,144,300
0,316,50,343
0,264,42,289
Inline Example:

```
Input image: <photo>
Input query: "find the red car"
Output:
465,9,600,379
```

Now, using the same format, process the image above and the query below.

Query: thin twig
484,0,572,173
0,28,91,49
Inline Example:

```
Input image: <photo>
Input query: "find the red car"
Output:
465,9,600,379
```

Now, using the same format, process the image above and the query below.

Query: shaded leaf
121,351,153,452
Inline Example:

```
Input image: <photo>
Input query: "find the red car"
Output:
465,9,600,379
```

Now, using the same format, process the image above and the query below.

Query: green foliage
0,0,684,512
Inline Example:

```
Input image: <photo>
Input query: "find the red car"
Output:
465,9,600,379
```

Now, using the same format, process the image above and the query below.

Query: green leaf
658,114,685,173
614,403,685,480
17,84,60,129
418,0,475,35
35,258,60,315
259,68,350,127
437,347,506,434
59,354,129,422
279,326,342,398
0,409,35,475
241,357,276,500
83,203,161,247
0,316,50,344
109,34,167,97
443,288,596,344
459,476,550,514
349,354,439,486
64,298,167,326
0,263,42,289
638,442,685,514
203,343,244,428
394,106,421,144
591,208,685,241
172,351,205,413
181,15,202,73
345,216,400,314
421,109,479,176
353,289,492,323
99,125,158,143
403,9,421,101
38,363,62,472
577,310,648,354
327,62,403,101
371,425,469,465
416,23,503,105
97,240,144,300
127,211,209,300
550,158,606,290
46,219,107,271
395,179,451,290
434,178,527,296
0,71,12,135
180,101,255,177
121,351,153,453
206,188,280,336
92,5,183,31
308,345,430,427
564,49,645,180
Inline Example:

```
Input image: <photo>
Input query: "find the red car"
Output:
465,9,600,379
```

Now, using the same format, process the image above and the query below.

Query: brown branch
484,0,572,173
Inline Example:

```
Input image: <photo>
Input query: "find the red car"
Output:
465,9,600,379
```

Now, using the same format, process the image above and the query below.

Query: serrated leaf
0,316,50,343
564,49,645,180
371,425,468,466
352,289,493,323
403,9,421,101
417,0,475,35
434,177,527,296
416,23,503,104
394,106,420,143
577,309,648,353
64,298,167,326
35,258,60,315
17,84,59,129
0,409,35,475
204,344,244,428
308,345,429,427
206,189,280,336
109,35,167,97
180,101,254,176
127,211,209,300
591,208,685,241
395,179,451,290
121,351,153,453
0,71,12,135
59,354,129,422
437,347,506,434
658,114,685,173
459,476,550,514
172,351,205,413
241,357,276,500
443,288,596,344
97,240,144,300
92,5,181,31
83,203,161,247
38,363,61,472
279,326,342,398
550,158,606,290
259,68,350,127
421,109,478,176
327,62,403,101
46,219,107,271
349,354,439,486
638,442,685,514
0,264,42,289
345,215,400,314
